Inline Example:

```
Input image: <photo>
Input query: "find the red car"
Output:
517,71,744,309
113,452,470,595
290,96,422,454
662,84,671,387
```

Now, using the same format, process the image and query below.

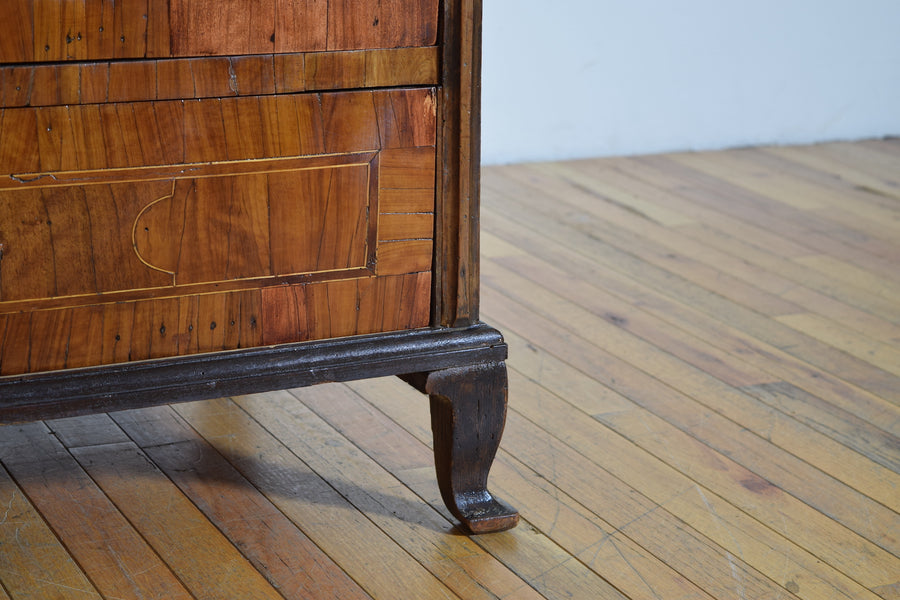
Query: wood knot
605,313,628,326
740,478,777,496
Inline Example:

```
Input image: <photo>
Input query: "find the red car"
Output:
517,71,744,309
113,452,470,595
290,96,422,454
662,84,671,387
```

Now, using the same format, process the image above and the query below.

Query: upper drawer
0,0,439,63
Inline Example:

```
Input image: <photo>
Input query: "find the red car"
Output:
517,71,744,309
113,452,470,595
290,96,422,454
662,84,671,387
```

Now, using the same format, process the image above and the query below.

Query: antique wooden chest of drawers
0,0,517,533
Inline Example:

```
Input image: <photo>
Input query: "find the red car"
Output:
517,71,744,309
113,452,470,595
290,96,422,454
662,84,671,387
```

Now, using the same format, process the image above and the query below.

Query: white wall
480,1,900,164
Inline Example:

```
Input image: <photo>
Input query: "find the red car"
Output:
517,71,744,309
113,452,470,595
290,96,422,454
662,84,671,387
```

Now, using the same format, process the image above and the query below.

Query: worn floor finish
1,140,899,599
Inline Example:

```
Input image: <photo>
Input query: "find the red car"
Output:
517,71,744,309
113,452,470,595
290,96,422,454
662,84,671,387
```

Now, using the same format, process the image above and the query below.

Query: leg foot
419,361,519,534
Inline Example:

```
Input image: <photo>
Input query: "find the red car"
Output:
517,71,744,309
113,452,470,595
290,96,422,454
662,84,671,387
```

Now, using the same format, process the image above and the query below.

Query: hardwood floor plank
482,241,774,391
668,150,900,253
609,154,900,302
761,145,900,202
284,385,627,600
669,221,900,344
147,439,374,600
0,423,193,600
479,208,900,440
859,138,900,164
479,249,900,515
776,313,900,377
344,376,767,600
804,207,900,280
670,151,826,210
296,380,708,600
0,461,100,600
171,397,462,600
504,348,889,600
347,375,869,600
481,267,900,556
792,255,900,309
276,387,544,600
575,157,814,257
68,441,286,600
570,156,900,333
632,153,900,266
46,414,131,448
736,146,900,227
98,406,374,600
521,160,900,329
814,142,900,191
493,164,804,318
741,382,900,473
538,160,875,313
480,288,900,595
482,169,900,405
502,315,899,518
233,389,549,600
594,157,900,326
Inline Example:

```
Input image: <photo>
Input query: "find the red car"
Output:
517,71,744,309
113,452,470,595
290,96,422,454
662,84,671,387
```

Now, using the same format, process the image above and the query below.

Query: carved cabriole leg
416,361,519,534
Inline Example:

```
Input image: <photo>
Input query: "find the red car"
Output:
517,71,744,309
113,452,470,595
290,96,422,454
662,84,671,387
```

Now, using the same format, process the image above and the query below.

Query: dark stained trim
0,324,507,423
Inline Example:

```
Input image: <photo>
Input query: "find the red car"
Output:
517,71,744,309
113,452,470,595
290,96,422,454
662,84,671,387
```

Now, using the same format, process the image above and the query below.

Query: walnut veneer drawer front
0,0,439,62
0,87,437,376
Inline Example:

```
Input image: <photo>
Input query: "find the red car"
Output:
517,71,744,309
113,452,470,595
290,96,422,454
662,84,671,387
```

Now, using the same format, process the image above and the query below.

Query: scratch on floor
0,490,17,524
725,552,748,600
34,577,101,598
695,485,748,600
612,537,664,600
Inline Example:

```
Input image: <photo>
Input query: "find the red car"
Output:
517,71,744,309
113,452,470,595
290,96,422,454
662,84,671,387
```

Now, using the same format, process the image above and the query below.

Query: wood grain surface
0,0,439,62
0,87,436,375
0,47,438,108
435,0,482,327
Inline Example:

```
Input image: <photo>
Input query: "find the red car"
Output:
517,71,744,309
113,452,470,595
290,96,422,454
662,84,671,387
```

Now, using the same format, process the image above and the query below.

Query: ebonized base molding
0,323,519,534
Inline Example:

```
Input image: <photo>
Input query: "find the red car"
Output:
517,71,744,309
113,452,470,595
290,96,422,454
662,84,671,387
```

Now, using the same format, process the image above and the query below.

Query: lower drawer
0,87,437,375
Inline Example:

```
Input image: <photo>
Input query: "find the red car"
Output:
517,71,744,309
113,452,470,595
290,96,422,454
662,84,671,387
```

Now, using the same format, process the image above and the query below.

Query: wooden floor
1,140,899,600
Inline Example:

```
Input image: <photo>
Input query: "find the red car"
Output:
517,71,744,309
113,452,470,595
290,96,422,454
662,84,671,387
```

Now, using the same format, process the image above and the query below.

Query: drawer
0,87,437,376
0,0,439,62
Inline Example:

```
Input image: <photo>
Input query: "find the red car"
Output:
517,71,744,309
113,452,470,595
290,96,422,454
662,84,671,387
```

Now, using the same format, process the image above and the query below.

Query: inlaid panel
0,156,375,306
0,87,436,375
